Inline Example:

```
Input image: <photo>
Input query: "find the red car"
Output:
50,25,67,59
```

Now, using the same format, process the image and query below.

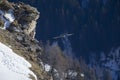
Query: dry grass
0,19,4,28
0,0,13,11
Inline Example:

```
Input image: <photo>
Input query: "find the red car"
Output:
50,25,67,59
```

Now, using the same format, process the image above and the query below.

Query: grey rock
16,36,24,42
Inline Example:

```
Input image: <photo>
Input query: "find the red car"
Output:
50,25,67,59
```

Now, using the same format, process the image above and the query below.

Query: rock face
0,0,50,80
13,2,40,37
0,0,40,38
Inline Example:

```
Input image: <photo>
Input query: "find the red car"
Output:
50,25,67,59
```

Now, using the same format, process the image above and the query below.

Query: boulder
23,20,37,35
13,2,40,38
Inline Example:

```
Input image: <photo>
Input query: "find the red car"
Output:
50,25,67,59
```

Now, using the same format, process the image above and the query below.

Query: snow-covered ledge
0,42,37,80
0,9,15,29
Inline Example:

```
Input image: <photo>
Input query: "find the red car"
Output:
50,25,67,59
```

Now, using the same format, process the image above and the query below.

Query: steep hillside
0,0,51,80
0,42,37,80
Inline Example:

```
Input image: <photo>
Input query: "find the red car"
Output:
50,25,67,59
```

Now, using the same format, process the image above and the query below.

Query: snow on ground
80,73,84,77
0,42,37,80
104,59,119,71
67,70,78,77
4,9,15,22
40,62,51,72
44,64,51,72
0,9,15,29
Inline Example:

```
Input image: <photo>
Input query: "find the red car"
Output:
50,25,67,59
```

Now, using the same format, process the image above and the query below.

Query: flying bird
53,33,73,39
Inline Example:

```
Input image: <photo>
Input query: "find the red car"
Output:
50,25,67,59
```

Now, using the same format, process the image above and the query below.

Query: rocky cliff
0,0,51,80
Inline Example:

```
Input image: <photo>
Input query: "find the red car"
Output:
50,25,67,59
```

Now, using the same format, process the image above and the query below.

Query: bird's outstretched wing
66,33,73,36
53,33,73,39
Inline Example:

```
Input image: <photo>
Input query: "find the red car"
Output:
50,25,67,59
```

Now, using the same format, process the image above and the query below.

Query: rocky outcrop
0,0,40,38
13,2,40,37
0,0,51,80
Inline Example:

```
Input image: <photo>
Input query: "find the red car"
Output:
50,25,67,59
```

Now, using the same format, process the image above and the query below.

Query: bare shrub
40,41,97,80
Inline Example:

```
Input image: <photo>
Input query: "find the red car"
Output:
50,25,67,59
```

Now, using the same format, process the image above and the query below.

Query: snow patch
68,70,78,77
0,9,15,29
40,62,51,72
0,42,37,80
4,9,15,22
44,64,51,72
80,73,84,77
